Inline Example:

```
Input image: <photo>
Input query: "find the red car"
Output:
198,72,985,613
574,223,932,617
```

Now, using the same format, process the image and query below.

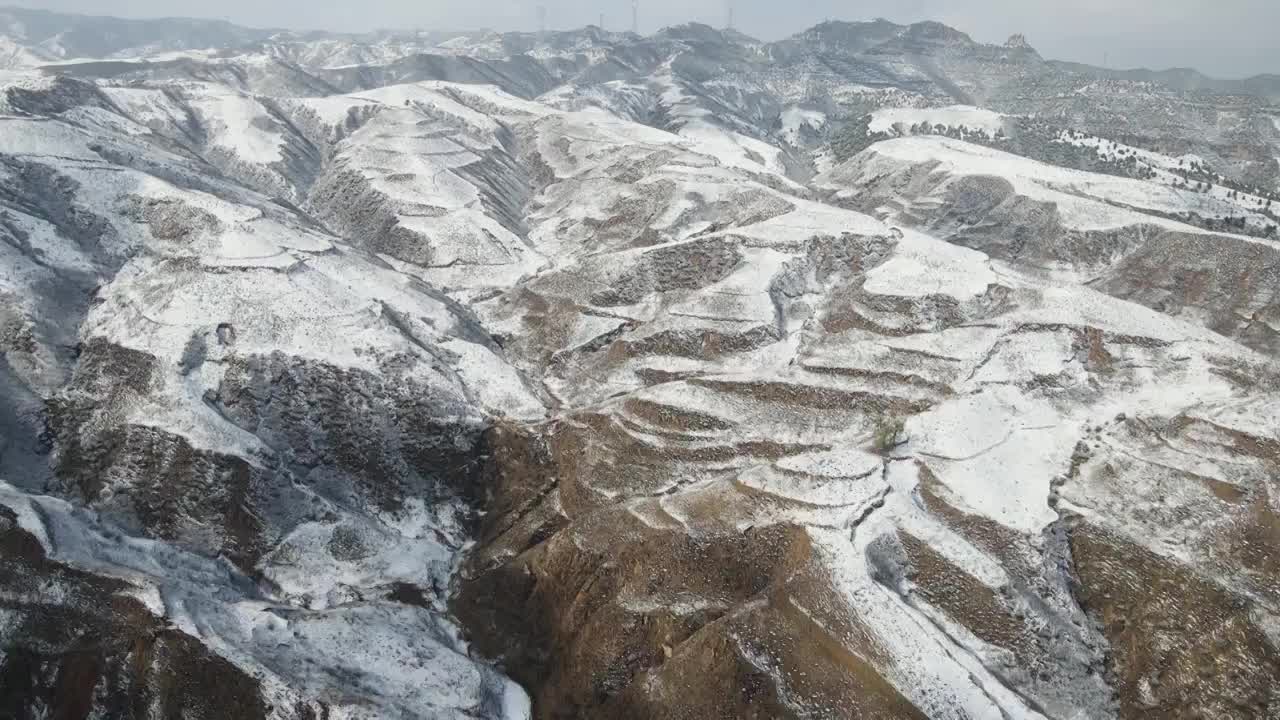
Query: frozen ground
2,13,1280,718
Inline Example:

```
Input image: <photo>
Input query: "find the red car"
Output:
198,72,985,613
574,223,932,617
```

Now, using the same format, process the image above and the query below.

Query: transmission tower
537,4,547,35
632,0,638,34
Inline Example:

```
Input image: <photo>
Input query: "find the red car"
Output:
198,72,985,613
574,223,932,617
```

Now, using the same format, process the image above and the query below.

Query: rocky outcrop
0,504,272,720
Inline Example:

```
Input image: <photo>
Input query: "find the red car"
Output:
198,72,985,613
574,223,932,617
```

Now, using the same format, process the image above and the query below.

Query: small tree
873,416,907,452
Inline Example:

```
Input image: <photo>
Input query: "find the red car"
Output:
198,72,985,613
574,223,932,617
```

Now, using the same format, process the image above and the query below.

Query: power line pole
632,0,638,35
537,4,547,35
727,1,734,30
599,12,605,30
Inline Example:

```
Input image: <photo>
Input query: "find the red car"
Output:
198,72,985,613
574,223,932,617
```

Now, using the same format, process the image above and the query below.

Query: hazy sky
14,0,1279,77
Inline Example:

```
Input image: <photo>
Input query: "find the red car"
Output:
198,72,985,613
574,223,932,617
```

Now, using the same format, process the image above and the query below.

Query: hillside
2,8,1280,720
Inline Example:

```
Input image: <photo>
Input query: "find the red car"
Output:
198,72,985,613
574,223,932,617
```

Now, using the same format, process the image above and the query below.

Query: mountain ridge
1,5,1275,84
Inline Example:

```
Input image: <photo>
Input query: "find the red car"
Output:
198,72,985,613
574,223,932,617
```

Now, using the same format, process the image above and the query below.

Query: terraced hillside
1,8,1279,720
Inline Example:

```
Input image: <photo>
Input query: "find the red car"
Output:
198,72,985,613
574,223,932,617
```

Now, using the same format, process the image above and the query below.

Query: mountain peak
1005,33,1034,50
904,20,974,44
656,22,730,43
777,18,906,57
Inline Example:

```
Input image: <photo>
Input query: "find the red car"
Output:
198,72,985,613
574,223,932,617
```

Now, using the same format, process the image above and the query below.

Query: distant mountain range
0,5,1274,85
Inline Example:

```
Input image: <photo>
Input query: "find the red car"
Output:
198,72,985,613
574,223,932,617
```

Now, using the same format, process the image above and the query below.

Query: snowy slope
0,68,541,720
0,35,51,68
2,10,1280,720
829,135,1274,234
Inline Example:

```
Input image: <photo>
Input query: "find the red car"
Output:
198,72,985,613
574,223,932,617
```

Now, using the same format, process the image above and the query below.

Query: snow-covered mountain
2,7,1280,720
0,6,277,62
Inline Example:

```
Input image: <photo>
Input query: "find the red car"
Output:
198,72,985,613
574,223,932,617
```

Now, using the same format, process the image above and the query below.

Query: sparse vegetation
830,114,1280,238
873,415,907,451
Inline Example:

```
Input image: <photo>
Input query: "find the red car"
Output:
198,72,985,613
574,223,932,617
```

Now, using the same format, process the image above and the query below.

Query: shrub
873,416,906,452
